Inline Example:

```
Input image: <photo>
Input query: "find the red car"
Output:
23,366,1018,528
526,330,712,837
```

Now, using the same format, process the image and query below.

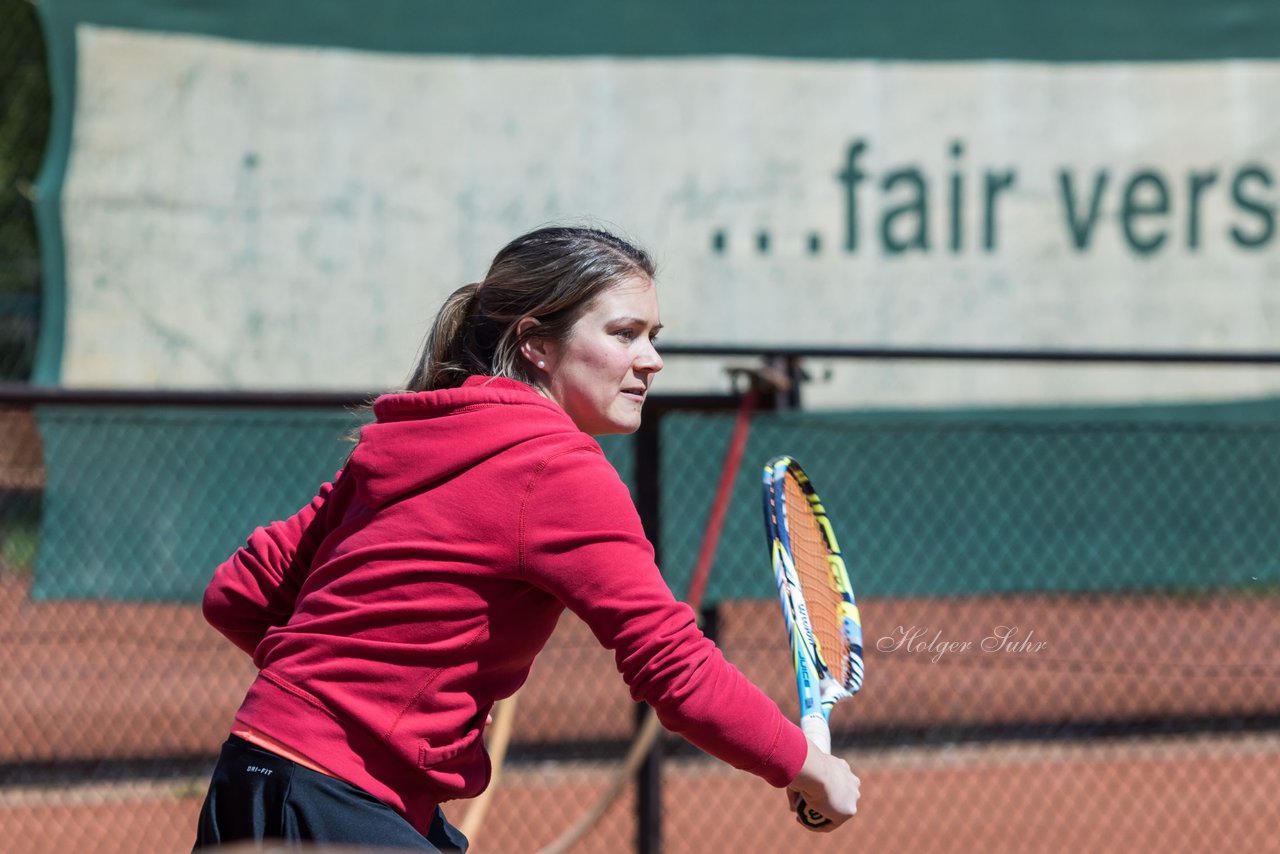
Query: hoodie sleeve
519,446,808,788
202,476,343,661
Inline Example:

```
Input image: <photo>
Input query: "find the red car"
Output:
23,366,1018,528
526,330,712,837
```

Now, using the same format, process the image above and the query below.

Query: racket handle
796,715,834,828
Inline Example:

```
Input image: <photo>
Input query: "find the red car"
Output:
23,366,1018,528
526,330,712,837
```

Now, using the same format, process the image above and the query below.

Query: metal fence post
633,408,663,854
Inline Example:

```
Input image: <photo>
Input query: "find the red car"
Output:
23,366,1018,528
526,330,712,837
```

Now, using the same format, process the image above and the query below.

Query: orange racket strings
782,473,848,687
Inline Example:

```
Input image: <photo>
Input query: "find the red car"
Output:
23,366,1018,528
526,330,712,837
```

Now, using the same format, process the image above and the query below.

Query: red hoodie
203,376,808,836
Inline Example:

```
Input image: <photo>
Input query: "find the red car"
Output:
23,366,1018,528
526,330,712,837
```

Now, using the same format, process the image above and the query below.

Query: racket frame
762,455,864,825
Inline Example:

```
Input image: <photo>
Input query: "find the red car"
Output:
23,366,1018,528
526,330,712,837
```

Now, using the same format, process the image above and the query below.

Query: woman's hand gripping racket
763,456,864,829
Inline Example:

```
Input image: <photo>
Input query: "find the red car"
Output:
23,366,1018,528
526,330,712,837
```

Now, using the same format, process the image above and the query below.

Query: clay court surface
2,576,1278,852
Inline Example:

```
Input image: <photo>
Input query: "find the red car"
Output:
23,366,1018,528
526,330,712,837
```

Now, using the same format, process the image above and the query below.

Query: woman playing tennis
194,226,860,850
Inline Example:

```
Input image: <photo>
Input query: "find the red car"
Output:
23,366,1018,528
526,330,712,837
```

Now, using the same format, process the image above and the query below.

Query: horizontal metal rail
656,344,1280,364
4,345,1280,405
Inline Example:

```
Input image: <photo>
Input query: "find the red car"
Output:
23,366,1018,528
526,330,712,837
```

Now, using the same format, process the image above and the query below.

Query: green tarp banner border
38,0,1280,61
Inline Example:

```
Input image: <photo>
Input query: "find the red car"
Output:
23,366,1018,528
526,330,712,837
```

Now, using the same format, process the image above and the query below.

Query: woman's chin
584,412,643,436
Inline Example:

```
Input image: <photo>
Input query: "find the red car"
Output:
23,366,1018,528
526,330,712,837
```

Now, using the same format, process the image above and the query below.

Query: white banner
61,26,1280,405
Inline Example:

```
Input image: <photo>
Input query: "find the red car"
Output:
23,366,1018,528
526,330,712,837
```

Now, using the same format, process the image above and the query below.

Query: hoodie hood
348,376,583,508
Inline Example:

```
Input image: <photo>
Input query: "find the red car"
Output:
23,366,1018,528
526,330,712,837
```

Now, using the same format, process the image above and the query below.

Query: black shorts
194,735,468,851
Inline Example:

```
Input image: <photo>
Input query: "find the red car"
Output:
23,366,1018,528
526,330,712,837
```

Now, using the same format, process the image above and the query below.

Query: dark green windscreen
661,400,1280,602
31,404,633,602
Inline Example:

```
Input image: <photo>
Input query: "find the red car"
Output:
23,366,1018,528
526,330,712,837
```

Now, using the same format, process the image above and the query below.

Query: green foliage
0,493,39,577
0,0,52,380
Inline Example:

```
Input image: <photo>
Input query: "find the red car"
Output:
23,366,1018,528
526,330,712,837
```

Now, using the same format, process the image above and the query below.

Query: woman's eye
616,329,637,341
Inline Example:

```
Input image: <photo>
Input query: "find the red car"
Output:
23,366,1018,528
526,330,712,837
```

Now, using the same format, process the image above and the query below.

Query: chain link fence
2,371,1279,853
0,0,49,382
4,4,1278,850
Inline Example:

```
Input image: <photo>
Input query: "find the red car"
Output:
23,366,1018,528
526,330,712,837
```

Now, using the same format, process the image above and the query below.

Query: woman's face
536,276,664,435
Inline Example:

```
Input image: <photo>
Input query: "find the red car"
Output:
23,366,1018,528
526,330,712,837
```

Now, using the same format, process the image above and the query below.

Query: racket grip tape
796,714,834,827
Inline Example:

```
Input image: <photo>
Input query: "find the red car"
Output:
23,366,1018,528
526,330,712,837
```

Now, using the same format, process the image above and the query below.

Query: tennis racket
762,455,864,828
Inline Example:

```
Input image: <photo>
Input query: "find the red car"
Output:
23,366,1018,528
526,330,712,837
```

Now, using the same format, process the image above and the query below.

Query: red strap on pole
684,386,757,611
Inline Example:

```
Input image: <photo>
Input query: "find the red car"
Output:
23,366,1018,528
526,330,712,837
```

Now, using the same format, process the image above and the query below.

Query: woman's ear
517,317,550,371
